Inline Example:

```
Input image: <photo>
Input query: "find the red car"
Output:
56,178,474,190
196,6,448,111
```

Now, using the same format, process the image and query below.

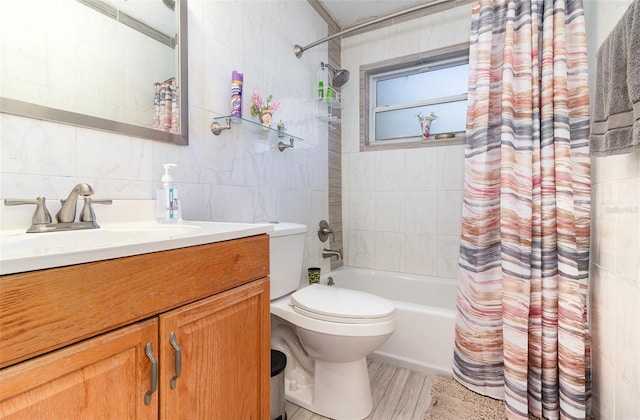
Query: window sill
361,135,465,152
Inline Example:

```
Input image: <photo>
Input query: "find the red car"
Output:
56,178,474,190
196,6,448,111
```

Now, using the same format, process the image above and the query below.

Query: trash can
270,349,287,420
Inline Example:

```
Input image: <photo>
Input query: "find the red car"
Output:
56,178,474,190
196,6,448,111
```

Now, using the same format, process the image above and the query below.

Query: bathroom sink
0,200,274,275
1,223,202,252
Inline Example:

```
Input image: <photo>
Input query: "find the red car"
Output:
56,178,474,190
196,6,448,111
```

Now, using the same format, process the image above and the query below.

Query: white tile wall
341,3,472,282
0,0,333,276
343,142,465,279
584,1,640,418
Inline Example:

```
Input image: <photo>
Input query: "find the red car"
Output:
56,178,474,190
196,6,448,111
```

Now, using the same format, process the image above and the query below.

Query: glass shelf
316,93,341,109
317,114,341,125
211,115,303,142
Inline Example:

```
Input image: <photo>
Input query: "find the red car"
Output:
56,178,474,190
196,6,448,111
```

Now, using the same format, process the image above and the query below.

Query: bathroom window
360,45,469,151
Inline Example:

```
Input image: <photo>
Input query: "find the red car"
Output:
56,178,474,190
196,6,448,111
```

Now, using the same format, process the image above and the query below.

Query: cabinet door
159,278,270,420
0,318,158,419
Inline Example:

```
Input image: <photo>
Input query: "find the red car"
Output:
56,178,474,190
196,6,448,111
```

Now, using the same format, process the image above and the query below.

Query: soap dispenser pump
156,163,181,223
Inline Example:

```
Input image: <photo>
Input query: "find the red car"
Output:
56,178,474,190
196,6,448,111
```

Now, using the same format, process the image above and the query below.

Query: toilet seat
271,293,395,337
290,284,395,324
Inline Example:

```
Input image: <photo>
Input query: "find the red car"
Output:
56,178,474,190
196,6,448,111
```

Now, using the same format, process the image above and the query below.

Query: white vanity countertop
0,200,274,275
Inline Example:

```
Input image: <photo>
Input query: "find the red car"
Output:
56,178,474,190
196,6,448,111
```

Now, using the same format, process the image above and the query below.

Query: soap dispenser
156,163,181,223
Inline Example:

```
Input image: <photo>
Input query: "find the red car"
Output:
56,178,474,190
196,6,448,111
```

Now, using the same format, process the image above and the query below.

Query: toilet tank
268,223,307,300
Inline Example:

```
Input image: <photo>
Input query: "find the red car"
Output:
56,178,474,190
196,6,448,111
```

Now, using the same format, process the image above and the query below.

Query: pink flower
250,91,280,116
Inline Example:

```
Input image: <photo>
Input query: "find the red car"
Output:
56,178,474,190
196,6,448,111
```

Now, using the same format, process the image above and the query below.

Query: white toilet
268,223,396,420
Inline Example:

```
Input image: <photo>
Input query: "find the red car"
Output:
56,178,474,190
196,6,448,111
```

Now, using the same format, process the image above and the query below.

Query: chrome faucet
4,183,112,233
56,183,94,223
322,248,343,260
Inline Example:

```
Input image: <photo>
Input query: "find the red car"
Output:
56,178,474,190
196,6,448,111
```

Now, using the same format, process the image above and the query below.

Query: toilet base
284,357,373,420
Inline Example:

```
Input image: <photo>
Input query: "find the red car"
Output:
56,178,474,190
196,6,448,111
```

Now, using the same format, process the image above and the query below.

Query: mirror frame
0,0,189,146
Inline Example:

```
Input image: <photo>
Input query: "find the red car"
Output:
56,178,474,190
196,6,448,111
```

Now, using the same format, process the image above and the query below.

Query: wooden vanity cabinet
159,279,270,419
0,235,270,419
0,318,159,419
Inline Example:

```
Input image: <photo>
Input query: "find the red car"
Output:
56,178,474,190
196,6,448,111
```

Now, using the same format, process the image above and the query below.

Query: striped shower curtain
454,0,591,419
153,78,180,134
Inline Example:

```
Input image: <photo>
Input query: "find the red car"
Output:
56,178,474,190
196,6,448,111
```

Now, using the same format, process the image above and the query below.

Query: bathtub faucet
322,248,342,260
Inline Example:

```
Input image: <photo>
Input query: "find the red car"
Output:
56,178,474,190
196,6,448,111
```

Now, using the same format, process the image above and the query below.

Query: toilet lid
290,284,395,324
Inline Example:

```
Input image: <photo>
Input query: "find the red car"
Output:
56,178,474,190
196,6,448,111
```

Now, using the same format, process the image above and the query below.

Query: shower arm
294,0,472,58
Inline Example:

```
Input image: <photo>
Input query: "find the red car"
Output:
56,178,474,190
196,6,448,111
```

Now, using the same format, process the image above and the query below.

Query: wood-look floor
285,360,435,420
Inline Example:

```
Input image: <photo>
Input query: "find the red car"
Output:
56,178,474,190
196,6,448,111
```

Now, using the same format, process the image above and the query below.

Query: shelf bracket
278,137,294,152
210,117,231,135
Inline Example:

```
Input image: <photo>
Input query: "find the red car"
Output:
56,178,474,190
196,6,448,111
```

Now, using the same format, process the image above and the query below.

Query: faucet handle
317,220,334,242
80,198,113,223
4,197,52,225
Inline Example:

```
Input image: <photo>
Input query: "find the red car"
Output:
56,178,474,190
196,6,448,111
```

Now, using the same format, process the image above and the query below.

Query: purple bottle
231,71,243,118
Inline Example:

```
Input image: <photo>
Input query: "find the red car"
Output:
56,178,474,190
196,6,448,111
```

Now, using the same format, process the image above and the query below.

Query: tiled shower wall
584,1,640,418
340,3,473,281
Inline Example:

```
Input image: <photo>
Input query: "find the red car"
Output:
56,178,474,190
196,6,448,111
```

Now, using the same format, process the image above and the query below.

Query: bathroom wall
340,3,472,281
584,1,640,418
0,0,333,273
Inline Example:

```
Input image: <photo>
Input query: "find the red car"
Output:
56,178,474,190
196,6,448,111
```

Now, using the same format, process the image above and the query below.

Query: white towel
590,0,640,157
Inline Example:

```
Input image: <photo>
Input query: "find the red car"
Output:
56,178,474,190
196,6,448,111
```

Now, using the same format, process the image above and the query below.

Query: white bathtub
321,266,457,375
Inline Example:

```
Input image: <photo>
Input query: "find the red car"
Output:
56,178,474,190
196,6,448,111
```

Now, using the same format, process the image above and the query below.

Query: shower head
162,0,175,11
321,62,350,88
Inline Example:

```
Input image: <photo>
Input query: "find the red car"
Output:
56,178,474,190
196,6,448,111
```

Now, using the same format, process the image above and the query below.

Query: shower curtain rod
294,0,468,58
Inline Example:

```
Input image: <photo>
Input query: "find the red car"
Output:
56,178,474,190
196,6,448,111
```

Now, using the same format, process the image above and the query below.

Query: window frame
360,43,469,152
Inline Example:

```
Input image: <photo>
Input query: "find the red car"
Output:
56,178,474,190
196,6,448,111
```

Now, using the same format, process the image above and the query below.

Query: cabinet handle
144,342,158,405
169,332,182,389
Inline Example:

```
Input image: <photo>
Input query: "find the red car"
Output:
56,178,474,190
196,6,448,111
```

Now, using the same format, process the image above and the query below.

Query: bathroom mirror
0,0,188,145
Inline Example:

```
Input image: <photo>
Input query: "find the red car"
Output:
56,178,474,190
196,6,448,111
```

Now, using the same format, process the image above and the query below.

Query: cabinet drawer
0,234,269,368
